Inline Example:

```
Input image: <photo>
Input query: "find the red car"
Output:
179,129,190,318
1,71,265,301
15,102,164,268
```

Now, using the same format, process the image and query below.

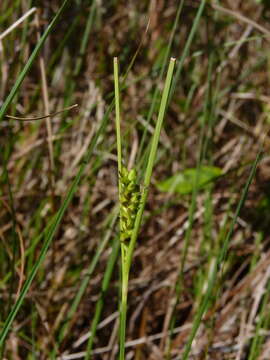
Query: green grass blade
136,0,184,162
127,58,176,269
181,149,262,360
74,1,97,76
0,99,111,348
169,0,206,102
84,235,120,360
248,278,270,360
138,0,206,174
0,214,57,288
165,52,216,358
0,0,71,349
114,57,122,173
0,0,71,121
57,211,118,347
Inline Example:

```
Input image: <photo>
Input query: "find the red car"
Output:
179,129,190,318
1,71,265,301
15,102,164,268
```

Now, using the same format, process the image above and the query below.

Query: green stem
113,56,126,359
119,256,129,360
113,57,122,174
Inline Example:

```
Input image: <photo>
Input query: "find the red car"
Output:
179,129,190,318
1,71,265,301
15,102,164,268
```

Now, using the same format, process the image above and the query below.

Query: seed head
119,166,141,243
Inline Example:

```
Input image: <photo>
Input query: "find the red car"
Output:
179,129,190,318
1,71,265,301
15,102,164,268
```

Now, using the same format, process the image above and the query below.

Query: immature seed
119,166,141,243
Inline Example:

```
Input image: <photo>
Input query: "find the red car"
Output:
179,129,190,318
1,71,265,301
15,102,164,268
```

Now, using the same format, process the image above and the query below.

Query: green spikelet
119,167,141,243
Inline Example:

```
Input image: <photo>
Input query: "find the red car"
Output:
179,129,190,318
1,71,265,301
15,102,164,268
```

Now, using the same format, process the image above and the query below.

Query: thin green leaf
181,150,262,360
0,94,112,349
0,0,71,122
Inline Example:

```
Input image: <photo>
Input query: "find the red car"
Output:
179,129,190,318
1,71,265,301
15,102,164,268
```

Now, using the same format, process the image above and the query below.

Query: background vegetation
1,0,270,359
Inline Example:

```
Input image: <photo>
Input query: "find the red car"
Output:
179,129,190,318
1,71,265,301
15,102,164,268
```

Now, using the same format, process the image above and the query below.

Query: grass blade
56,211,118,347
0,98,111,348
127,58,176,266
84,235,120,360
181,149,262,360
136,0,184,162
0,0,71,121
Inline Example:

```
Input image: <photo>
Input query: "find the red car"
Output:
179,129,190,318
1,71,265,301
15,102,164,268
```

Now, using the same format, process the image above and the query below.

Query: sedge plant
113,57,176,360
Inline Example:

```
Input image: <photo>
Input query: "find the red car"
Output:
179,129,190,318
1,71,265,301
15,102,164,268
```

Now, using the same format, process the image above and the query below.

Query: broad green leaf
156,166,222,194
